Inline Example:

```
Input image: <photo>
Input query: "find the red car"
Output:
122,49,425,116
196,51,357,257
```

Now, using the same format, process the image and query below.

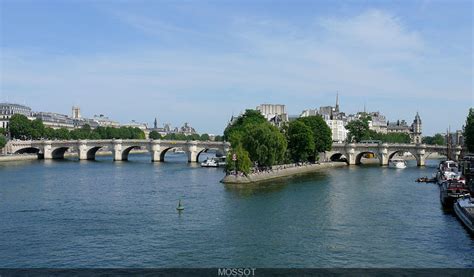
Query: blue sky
0,0,472,135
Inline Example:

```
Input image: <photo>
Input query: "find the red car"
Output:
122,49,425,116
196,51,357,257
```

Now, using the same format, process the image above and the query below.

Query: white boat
201,157,226,168
201,158,219,167
454,196,474,234
389,159,407,169
172,148,185,154
436,160,460,185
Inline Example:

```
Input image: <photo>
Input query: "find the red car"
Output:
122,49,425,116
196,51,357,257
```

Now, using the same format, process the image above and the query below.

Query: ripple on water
0,156,472,267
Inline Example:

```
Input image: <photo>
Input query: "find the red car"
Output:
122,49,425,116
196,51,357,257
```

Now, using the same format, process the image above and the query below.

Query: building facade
0,103,33,129
256,104,289,127
325,119,348,143
34,112,75,129
387,113,422,143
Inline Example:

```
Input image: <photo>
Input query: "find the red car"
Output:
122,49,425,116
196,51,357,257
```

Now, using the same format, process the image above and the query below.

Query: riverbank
221,162,347,184
0,150,148,162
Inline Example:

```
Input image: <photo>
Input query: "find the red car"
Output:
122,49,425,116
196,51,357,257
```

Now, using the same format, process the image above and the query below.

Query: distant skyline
1,1,472,135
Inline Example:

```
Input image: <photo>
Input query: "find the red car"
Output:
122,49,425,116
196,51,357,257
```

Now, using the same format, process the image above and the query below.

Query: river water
0,154,472,268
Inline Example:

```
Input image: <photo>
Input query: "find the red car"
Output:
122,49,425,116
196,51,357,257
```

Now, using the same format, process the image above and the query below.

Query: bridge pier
78,141,88,160
186,142,198,163
150,140,161,162
43,141,53,160
112,139,123,161
345,143,356,165
416,144,426,166
378,143,389,166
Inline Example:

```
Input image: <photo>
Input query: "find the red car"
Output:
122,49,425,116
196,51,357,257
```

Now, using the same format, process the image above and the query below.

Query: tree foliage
297,116,332,158
465,108,474,152
346,117,411,143
287,120,315,162
7,115,146,140
423,133,445,145
224,109,267,143
0,135,6,149
149,131,162,140
224,110,287,168
241,123,287,167
9,114,32,140
225,144,252,174
346,117,370,142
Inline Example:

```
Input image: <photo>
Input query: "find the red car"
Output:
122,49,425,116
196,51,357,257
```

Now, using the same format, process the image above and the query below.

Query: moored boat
440,180,470,208
436,160,460,185
453,196,474,234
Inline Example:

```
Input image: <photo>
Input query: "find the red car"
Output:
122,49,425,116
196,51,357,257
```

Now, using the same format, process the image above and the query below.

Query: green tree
9,114,32,139
54,128,71,140
0,135,6,149
241,123,287,167
382,132,411,143
30,119,45,140
200,133,210,141
188,133,201,141
164,133,177,140
175,133,187,140
297,116,332,159
214,135,223,141
464,108,474,152
225,144,252,174
345,118,370,142
287,120,315,162
43,127,55,139
0,128,5,135
149,131,162,140
423,133,445,145
224,109,267,143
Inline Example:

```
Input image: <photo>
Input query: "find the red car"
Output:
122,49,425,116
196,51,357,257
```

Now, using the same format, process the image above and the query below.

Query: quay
221,162,347,184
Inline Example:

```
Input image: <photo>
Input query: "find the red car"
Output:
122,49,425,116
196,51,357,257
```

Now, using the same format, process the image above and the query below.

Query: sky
0,0,472,135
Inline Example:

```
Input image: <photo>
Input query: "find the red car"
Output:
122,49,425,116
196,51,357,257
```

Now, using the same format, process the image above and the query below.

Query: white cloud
1,9,471,134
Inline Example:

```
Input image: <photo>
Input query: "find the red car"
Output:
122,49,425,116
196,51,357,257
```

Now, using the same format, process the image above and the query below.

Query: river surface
0,154,472,268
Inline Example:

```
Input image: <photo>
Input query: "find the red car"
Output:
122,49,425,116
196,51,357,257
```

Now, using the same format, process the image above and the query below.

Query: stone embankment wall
221,162,347,184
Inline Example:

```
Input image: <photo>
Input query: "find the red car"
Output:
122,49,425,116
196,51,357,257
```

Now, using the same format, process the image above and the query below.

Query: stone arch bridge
324,142,463,166
7,139,230,163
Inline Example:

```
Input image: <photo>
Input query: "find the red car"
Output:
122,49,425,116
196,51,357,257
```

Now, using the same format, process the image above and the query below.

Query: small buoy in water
176,199,184,211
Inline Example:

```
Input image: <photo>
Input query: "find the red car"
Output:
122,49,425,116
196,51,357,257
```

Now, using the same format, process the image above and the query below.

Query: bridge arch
14,147,41,155
388,150,419,165
121,146,142,161
51,147,70,159
196,147,225,163
158,147,189,162
329,152,349,164
355,151,381,165
86,146,103,160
